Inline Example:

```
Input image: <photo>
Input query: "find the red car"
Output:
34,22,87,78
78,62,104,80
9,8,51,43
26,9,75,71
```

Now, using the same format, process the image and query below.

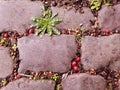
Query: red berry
29,29,34,34
71,61,77,67
4,33,9,38
105,29,110,34
73,66,79,71
76,57,81,62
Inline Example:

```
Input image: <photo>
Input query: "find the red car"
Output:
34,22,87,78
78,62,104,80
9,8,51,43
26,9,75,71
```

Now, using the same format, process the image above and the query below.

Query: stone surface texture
0,47,13,78
62,73,106,90
0,1,43,33
52,7,94,30
81,34,120,70
18,35,77,73
98,4,120,31
0,78,55,90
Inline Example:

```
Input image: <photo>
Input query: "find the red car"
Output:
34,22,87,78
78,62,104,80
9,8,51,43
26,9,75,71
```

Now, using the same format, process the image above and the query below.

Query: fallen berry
76,57,81,62
105,29,110,34
71,61,77,67
4,33,9,38
29,29,34,34
73,66,79,71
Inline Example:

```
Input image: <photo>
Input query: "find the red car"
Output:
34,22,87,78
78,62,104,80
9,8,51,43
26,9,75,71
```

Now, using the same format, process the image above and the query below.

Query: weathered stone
0,47,13,78
81,34,120,70
98,4,120,31
0,1,43,33
62,73,106,90
0,78,55,90
52,7,94,30
18,35,77,73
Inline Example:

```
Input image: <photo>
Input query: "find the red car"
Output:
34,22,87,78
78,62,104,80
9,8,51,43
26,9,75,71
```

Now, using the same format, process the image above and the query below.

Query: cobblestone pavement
0,0,120,90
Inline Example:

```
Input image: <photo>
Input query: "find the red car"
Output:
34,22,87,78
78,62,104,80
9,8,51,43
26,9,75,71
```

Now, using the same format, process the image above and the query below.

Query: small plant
90,0,111,10
90,0,101,10
0,37,9,46
102,0,111,5
74,28,86,46
33,75,39,80
108,82,113,89
56,84,62,90
1,79,7,86
30,7,62,36
51,74,59,81
12,44,17,51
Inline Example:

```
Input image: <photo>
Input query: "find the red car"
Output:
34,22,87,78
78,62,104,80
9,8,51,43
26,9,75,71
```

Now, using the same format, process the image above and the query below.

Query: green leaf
91,6,95,9
46,9,52,18
52,18,62,24
51,13,58,19
51,74,59,81
35,28,43,35
39,26,46,37
90,0,101,10
11,55,15,60
47,26,52,36
12,44,17,51
56,84,62,90
90,0,95,5
0,38,9,46
52,27,60,35
41,7,45,12
30,23,38,28
2,79,7,86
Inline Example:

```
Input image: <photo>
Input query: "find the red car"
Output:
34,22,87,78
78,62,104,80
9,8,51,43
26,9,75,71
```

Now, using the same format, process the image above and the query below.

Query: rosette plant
30,7,62,36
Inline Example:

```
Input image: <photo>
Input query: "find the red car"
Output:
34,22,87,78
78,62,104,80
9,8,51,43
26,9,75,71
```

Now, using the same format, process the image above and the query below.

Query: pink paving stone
0,1,43,33
81,34,120,70
18,35,77,73
1,78,55,90
0,47,13,78
62,73,106,90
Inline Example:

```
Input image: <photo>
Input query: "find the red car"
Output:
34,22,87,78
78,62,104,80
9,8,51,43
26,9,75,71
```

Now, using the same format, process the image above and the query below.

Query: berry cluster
71,56,81,71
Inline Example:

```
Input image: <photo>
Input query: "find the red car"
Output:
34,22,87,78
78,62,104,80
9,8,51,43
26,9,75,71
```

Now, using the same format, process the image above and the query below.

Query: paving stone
18,35,77,73
52,7,94,30
0,78,55,90
0,47,13,78
62,73,106,90
0,1,43,33
81,34,120,70
98,4,120,31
